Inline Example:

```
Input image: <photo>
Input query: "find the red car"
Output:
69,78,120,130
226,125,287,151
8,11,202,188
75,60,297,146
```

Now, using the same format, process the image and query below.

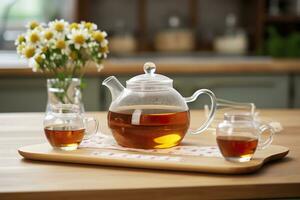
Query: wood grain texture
0,109,300,200
1,59,300,77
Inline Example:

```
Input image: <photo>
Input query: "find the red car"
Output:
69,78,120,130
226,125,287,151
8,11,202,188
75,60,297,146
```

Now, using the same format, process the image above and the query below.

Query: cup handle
257,124,275,150
184,89,217,134
84,117,99,139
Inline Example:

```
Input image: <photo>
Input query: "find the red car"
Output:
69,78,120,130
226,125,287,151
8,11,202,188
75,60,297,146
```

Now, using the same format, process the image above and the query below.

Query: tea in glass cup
216,112,274,162
44,104,98,150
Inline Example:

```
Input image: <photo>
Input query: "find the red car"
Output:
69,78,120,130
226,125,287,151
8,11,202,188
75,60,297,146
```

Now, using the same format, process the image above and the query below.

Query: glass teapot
102,62,217,149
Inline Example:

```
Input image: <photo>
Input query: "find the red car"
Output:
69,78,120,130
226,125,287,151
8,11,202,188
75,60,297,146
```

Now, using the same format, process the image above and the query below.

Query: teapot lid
126,62,172,90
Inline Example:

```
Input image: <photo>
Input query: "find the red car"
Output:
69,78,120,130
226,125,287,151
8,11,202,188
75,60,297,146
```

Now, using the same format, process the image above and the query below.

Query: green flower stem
49,68,76,105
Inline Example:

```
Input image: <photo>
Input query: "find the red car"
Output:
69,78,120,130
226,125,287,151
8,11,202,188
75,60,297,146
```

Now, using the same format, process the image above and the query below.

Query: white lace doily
80,133,222,158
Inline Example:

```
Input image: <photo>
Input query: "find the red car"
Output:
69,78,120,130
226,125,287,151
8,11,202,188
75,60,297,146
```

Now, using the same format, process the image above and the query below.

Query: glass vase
46,78,84,113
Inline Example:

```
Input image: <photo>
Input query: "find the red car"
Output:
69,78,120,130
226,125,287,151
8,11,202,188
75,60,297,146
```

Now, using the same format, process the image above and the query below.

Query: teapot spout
102,76,125,101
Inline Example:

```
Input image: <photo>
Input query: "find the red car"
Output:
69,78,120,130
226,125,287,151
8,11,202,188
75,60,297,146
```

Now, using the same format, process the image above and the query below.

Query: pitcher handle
83,117,99,139
216,98,256,113
257,124,275,150
184,89,217,134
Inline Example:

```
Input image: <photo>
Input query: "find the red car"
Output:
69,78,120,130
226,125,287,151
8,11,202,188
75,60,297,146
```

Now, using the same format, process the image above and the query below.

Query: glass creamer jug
102,62,217,149
216,112,275,162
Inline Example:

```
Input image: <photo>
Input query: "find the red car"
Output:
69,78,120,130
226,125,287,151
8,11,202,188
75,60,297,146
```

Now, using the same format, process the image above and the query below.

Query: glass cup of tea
43,104,98,151
216,112,275,162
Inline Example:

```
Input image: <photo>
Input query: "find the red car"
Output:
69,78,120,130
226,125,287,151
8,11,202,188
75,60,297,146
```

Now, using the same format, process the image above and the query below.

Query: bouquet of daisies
15,19,109,75
15,19,109,104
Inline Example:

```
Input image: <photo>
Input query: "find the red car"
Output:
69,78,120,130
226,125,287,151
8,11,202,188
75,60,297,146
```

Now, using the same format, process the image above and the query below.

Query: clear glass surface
216,112,274,162
102,62,217,149
47,78,84,113
43,104,98,151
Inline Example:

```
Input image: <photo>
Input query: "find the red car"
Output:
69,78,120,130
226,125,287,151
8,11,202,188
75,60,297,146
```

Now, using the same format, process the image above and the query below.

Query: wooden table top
1,109,300,200
1,58,300,77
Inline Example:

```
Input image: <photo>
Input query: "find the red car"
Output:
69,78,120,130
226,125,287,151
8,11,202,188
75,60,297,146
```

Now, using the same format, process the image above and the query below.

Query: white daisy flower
54,38,69,53
15,34,26,46
48,19,69,35
92,31,107,43
100,39,108,47
26,21,40,30
101,31,107,38
80,21,98,31
69,22,80,30
43,28,55,41
99,44,109,53
21,45,36,59
26,29,42,46
32,53,46,70
67,29,89,50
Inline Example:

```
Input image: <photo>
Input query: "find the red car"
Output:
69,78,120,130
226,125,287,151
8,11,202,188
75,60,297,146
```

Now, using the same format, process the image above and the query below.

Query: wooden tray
18,143,289,174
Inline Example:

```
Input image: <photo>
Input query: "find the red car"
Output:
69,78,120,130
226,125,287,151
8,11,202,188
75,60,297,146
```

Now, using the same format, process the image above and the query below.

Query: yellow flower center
70,51,78,60
35,55,43,64
84,22,93,30
42,46,48,53
54,22,64,32
44,31,53,40
29,33,40,43
56,39,66,49
24,46,35,58
17,35,25,43
29,21,39,30
99,45,108,53
70,23,79,30
73,34,85,45
92,31,104,43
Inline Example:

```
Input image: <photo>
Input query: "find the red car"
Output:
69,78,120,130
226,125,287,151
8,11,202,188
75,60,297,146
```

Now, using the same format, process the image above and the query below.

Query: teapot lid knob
143,62,156,75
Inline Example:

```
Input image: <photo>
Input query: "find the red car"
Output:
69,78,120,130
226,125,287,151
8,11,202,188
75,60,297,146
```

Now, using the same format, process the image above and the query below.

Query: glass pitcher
103,62,217,149
44,104,98,151
216,112,275,162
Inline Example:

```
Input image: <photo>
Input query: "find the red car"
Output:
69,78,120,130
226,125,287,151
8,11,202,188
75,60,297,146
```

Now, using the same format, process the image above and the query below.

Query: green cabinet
294,76,300,108
172,75,289,109
82,78,102,111
0,78,47,112
0,77,101,112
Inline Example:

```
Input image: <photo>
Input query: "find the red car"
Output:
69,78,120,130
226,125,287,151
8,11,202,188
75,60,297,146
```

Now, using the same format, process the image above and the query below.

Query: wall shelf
77,0,300,55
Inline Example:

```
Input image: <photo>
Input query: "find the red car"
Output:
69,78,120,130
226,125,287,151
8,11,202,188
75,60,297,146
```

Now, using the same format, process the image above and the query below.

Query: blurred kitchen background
1,0,300,112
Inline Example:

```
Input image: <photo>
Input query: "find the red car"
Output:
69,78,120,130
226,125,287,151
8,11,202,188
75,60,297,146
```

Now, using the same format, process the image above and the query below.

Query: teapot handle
184,89,217,134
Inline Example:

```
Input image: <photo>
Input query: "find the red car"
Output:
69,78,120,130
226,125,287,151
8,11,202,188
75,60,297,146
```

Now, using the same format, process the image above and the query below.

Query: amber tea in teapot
108,105,190,149
103,62,217,149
